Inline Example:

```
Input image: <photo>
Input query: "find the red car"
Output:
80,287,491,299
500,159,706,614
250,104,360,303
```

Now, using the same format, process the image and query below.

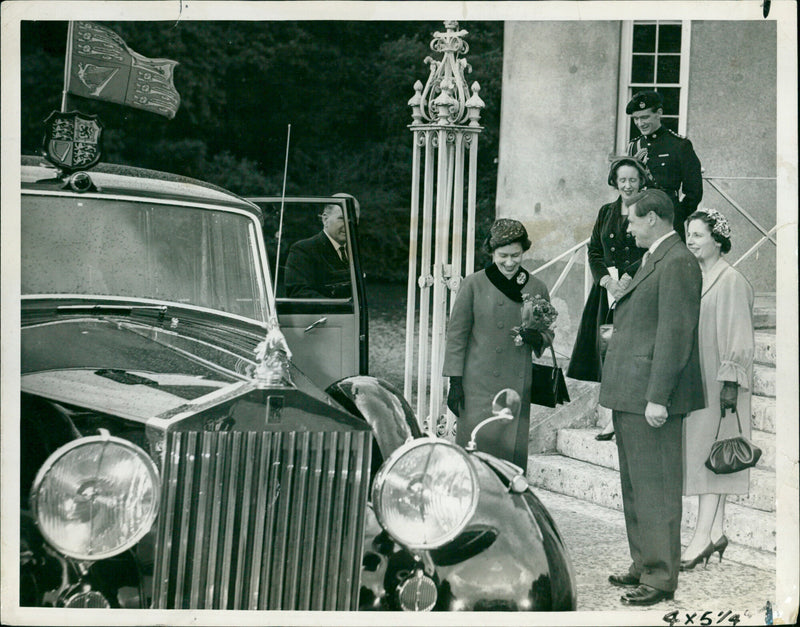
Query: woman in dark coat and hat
567,158,652,438
443,219,551,472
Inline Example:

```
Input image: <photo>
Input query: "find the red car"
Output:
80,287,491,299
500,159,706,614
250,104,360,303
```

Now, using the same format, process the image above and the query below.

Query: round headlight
30,432,160,560
372,438,479,549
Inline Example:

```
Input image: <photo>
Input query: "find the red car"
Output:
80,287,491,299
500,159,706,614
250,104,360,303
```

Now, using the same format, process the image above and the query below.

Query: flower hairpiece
701,208,731,239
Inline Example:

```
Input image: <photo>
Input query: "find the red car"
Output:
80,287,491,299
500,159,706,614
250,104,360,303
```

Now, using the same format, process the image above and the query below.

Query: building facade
496,19,777,347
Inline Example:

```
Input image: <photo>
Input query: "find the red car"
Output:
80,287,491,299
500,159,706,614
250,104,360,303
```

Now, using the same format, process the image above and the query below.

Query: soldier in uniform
626,90,703,240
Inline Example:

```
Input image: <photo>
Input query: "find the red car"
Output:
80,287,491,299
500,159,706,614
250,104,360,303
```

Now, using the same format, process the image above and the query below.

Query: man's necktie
339,245,348,264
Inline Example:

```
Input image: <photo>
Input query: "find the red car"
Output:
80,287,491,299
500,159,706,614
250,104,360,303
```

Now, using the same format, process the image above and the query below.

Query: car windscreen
22,194,268,323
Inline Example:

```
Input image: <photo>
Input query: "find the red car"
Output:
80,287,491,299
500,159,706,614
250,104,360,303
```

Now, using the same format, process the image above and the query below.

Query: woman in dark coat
443,219,550,473
567,158,651,436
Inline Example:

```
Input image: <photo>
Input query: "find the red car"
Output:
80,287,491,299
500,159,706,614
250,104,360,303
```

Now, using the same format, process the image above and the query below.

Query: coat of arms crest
42,110,104,172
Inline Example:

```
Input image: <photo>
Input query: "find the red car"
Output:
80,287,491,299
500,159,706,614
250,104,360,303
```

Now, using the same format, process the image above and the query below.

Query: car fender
359,449,577,611
325,375,422,462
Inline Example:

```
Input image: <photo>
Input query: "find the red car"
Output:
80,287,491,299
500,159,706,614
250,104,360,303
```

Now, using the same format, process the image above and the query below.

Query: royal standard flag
67,21,180,119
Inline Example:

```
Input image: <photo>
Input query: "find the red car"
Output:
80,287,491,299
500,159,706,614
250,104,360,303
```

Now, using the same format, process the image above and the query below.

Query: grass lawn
365,281,408,391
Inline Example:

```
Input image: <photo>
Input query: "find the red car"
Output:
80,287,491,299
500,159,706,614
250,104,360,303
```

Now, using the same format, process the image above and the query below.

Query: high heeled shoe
595,430,615,441
712,534,729,562
680,542,715,571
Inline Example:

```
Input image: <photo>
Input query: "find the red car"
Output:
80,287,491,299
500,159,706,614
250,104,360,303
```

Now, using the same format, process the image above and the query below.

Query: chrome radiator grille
152,430,371,610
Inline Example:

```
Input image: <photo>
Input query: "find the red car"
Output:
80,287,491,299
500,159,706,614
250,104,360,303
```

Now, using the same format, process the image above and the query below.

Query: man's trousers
612,410,683,592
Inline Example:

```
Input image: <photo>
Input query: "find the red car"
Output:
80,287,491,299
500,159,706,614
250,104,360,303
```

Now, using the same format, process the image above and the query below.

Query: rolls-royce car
17,151,576,611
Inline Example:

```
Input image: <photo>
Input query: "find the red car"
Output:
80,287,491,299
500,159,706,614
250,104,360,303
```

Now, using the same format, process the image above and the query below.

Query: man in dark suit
599,188,705,606
284,204,351,298
626,90,703,240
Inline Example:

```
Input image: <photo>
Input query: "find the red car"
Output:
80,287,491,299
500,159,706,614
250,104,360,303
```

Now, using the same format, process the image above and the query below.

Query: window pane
631,55,655,83
629,119,640,139
659,87,680,116
658,24,682,53
657,55,681,84
662,117,679,133
259,200,354,301
633,24,656,52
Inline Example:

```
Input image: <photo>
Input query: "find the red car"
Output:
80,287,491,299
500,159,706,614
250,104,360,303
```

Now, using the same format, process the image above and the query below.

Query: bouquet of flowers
512,293,558,348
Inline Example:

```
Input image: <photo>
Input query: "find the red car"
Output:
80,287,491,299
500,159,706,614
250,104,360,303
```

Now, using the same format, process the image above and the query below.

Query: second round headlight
372,438,479,549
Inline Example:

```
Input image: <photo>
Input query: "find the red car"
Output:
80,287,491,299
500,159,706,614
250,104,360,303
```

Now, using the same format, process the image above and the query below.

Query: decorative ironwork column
404,21,484,434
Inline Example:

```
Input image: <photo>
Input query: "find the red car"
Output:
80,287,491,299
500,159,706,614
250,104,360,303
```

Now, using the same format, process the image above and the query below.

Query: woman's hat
486,218,531,252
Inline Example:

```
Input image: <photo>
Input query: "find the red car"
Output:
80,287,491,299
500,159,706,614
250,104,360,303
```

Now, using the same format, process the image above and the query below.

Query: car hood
22,317,245,422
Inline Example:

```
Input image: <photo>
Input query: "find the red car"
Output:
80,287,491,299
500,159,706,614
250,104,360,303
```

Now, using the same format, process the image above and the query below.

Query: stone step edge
554,428,776,513
556,427,775,474
528,454,776,553
532,486,776,573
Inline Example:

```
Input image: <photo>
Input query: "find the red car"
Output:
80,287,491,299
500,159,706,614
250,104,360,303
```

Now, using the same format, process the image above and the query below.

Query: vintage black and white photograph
1,1,797,625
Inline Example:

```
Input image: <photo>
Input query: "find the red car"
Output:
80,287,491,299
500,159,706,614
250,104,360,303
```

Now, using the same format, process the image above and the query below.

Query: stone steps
754,330,776,366
753,364,776,397
556,427,775,511
753,293,776,329
751,395,775,433
527,454,776,553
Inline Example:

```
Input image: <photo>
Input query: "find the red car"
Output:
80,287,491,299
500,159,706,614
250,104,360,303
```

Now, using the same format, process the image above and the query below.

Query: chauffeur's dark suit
284,231,350,298
599,232,704,593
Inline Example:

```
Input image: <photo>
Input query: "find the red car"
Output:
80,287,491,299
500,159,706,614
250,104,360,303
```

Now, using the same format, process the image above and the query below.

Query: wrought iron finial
465,81,485,127
410,21,482,127
409,80,424,126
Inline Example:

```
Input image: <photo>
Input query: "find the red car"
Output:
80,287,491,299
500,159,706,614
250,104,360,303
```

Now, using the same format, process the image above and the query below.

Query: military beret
626,90,663,114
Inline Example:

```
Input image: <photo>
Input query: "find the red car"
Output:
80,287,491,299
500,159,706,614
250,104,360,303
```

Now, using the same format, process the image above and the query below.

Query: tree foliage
21,20,503,281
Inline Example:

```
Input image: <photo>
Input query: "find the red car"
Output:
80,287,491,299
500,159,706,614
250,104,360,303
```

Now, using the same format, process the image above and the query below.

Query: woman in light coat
443,219,550,473
680,209,755,570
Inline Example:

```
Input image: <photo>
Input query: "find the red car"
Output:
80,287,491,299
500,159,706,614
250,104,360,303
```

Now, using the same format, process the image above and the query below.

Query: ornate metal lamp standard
404,21,484,435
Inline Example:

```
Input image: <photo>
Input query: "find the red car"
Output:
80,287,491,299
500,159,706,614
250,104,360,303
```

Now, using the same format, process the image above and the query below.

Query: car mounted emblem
42,110,104,172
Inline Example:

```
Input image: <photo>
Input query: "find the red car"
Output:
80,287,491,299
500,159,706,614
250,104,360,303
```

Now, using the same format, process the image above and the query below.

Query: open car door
249,196,367,388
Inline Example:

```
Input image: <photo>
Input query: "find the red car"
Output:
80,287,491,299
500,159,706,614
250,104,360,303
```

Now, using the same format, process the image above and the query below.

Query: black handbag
530,344,570,408
704,408,762,474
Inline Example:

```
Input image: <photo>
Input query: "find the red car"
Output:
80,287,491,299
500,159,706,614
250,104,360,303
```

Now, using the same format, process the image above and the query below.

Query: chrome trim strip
297,431,324,609
269,431,296,608
204,433,226,607
152,431,180,604
188,434,213,606
172,431,197,606
325,431,349,609
283,432,311,607
22,293,271,328
22,188,261,217
232,432,257,606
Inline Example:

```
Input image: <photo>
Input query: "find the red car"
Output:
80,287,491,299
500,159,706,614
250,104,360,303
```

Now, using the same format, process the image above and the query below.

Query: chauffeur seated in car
284,204,352,298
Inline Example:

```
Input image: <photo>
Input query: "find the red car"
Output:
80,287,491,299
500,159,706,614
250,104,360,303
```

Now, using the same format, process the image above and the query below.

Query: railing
530,237,592,302
530,174,777,319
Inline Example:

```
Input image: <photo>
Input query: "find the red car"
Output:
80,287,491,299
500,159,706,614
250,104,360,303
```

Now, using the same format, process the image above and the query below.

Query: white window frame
615,20,692,154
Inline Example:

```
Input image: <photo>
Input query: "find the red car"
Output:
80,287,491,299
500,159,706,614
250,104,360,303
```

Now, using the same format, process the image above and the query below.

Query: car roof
21,155,263,220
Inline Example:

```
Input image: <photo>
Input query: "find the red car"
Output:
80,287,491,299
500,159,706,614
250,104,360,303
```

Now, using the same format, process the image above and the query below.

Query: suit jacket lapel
617,233,681,301
316,231,344,266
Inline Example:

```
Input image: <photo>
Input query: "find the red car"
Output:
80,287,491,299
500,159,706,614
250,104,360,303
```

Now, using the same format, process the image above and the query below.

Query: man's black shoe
608,573,639,588
620,584,674,606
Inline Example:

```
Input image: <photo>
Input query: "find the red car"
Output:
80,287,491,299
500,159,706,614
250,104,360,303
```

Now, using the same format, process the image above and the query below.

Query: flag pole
61,21,75,112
